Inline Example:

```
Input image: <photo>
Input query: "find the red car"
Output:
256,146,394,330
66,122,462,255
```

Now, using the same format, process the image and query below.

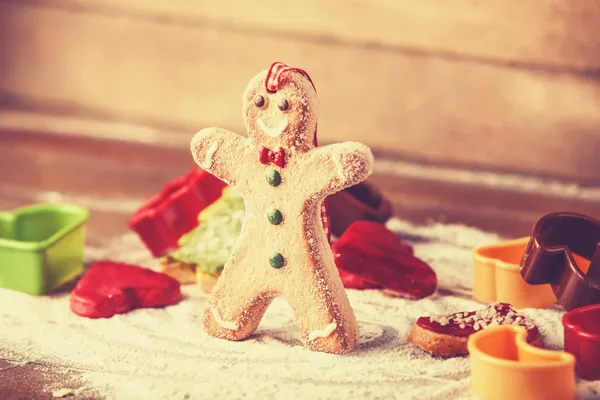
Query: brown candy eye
278,98,289,111
255,95,265,108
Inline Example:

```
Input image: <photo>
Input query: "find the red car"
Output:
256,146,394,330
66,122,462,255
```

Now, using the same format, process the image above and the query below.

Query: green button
267,209,283,225
269,252,285,269
266,169,281,187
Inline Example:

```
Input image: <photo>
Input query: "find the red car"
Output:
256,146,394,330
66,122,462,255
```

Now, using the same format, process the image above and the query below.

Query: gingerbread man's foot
203,292,274,341
287,289,359,354
303,320,358,354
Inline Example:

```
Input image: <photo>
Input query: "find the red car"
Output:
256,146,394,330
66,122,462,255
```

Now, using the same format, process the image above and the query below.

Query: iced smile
257,118,288,137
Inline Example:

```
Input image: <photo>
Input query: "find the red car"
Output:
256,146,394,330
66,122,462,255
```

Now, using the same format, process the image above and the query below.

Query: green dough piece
169,187,244,277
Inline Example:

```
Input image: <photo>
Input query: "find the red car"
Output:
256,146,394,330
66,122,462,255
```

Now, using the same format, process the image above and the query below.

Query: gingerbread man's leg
284,260,360,354
203,259,275,341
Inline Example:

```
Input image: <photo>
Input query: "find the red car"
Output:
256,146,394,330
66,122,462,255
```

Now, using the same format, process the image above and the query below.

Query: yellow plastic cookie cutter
472,237,556,308
468,325,575,400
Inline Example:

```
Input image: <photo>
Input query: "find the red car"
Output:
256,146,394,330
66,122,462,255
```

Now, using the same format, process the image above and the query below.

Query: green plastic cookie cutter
0,203,90,295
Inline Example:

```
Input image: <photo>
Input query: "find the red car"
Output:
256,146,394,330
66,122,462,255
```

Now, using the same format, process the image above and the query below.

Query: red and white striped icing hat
265,62,316,94
264,61,331,242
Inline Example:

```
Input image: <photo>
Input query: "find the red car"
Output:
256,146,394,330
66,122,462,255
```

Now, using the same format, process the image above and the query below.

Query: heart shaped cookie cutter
468,325,575,400
473,237,556,308
0,203,89,295
70,260,182,318
562,304,600,381
332,220,437,299
520,212,600,311
128,168,226,258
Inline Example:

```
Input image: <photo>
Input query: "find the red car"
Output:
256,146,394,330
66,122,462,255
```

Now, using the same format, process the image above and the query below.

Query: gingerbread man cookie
190,62,374,354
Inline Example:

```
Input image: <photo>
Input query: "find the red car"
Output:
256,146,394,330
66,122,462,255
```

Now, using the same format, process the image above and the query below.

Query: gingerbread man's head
243,62,319,152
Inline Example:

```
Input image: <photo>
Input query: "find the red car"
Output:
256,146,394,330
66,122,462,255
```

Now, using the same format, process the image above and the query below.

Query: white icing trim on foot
210,307,240,331
308,321,337,341
202,142,219,169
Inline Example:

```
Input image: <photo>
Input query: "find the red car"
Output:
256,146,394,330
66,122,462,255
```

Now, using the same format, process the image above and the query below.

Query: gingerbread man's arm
190,127,252,186
303,142,374,197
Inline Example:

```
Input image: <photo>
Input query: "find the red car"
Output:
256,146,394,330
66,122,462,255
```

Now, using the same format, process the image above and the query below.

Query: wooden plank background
1,125,599,242
1,1,600,182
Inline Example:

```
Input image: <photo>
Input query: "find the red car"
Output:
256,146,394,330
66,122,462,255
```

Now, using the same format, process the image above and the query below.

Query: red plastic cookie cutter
70,260,182,318
128,168,226,257
332,221,436,299
562,304,600,381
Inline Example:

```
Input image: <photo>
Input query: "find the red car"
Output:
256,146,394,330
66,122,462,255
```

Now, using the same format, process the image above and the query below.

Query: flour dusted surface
2,219,599,400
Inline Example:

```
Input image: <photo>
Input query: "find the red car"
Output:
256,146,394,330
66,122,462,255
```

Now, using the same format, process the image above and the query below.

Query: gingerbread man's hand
191,127,252,186
305,142,374,197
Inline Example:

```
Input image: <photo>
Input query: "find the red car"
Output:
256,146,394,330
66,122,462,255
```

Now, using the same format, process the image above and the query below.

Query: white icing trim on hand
308,321,337,341
210,307,240,331
257,118,288,137
333,156,346,180
202,142,219,169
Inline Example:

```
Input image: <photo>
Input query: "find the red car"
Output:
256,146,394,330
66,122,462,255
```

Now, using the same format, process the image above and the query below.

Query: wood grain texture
0,360,87,400
19,0,600,70
1,4,600,182
1,126,598,240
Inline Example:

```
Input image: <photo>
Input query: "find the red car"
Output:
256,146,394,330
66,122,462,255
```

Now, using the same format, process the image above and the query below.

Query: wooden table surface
1,126,599,399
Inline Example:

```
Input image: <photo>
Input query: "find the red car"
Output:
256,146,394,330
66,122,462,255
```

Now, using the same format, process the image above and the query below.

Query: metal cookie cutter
563,304,600,381
473,237,556,309
0,203,89,295
468,325,575,400
520,212,600,311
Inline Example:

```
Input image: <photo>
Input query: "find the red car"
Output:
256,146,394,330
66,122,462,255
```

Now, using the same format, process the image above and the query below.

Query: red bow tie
260,146,285,168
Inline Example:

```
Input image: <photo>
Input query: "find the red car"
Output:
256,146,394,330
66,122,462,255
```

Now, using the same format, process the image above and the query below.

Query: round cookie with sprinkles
408,302,543,357
190,62,374,354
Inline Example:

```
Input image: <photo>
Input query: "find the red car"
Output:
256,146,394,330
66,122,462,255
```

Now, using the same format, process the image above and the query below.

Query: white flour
1,219,599,400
